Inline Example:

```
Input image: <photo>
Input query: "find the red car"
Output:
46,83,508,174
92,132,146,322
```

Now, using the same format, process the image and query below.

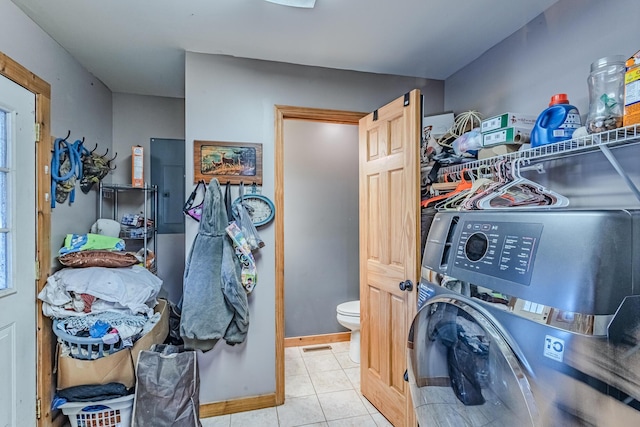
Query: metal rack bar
438,124,640,176
97,182,158,272
437,124,640,201
599,145,640,203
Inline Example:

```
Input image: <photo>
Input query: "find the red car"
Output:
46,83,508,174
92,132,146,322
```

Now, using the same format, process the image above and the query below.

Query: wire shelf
438,124,640,176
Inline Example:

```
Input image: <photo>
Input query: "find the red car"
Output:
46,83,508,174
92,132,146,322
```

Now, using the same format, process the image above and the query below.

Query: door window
0,110,8,291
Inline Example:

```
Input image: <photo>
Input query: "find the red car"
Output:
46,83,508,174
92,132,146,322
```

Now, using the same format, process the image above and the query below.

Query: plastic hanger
437,177,494,211
421,169,473,208
475,158,569,209
460,159,512,210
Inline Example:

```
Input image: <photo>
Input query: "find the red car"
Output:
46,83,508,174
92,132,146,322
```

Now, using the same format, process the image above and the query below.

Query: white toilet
336,300,361,363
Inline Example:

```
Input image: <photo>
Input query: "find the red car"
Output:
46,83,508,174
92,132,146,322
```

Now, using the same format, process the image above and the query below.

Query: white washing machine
408,210,640,426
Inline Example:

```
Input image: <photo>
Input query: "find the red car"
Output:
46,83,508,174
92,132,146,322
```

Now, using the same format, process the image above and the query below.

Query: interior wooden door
359,90,421,427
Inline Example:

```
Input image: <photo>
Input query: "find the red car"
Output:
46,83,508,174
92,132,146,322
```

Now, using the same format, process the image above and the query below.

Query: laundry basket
59,394,134,427
53,320,125,360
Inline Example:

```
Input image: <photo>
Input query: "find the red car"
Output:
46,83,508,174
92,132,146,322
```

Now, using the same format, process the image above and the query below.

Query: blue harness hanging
50,137,89,208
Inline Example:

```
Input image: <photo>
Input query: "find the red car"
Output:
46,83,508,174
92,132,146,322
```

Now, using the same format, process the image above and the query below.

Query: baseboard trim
284,332,351,348
200,393,278,418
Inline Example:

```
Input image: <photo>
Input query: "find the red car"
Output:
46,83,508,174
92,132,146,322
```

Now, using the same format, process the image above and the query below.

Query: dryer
408,210,640,426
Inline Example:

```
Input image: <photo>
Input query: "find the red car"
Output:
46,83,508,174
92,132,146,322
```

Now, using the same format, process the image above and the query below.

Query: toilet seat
337,300,360,317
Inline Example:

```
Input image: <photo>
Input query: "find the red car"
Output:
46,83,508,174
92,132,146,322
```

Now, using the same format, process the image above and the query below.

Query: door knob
399,280,413,292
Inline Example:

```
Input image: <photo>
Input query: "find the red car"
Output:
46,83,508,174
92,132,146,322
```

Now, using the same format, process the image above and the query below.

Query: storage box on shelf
480,112,537,133
482,126,531,146
98,183,158,273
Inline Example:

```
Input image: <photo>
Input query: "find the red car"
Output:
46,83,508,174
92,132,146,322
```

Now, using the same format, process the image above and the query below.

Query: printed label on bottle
557,111,581,139
562,112,582,127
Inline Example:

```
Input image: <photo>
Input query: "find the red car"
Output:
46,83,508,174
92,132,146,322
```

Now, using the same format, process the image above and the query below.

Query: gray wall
444,0,640,209
0,0,112,264
185,52,444,403
283,121,359,338
445,0,640,119
111,93,186,301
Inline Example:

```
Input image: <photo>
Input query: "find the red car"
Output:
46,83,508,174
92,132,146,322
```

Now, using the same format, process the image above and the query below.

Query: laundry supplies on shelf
531,94,582,147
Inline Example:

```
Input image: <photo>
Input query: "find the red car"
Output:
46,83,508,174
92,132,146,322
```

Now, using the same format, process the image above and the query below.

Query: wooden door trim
274,105,366,404
0,51,54,426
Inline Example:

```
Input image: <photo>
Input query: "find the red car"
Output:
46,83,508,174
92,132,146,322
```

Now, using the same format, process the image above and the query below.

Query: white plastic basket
59,394,134,427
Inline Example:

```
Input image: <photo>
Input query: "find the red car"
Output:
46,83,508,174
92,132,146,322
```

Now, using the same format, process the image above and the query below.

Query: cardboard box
482,127,531,147
481,112,537,133
478,144,521,160
624,50,640,127
131,145,144,188
423,112,455,139
56,299,169,390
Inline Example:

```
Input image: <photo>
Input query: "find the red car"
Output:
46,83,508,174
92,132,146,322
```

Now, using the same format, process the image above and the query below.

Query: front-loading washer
408,210,640,427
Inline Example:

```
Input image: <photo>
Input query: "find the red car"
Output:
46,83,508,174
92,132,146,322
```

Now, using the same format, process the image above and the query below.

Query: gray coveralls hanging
180,179,249,351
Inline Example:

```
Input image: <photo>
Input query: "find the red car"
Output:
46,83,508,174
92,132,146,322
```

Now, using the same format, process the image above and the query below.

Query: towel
59,233,125,255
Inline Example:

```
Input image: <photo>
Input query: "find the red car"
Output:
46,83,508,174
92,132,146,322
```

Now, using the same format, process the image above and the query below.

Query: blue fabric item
180,179,249,351
89,320,111,338
51,396,67,410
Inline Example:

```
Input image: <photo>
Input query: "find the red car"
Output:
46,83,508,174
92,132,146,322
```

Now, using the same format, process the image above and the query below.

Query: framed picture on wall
193,140,263,185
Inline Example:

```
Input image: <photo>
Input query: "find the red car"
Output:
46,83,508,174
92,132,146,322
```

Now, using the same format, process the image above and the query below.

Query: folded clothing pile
39,265,163,360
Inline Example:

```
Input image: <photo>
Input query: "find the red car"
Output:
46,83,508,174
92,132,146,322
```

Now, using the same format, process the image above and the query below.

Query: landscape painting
194,140,263,185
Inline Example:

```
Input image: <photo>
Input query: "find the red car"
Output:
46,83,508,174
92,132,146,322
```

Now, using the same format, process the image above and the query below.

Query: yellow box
624,50,640,127
131,145,144,188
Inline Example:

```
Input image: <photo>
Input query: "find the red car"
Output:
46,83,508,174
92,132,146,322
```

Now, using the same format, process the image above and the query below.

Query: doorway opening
274,105,366,405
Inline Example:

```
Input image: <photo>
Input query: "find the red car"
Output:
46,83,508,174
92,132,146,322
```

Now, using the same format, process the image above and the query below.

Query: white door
0,75,37,426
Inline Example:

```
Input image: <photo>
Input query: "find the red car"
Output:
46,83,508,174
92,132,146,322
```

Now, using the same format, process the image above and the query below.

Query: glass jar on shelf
586,55,626,133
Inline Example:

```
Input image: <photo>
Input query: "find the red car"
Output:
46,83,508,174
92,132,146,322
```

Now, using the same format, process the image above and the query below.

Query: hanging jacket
180,179,249,351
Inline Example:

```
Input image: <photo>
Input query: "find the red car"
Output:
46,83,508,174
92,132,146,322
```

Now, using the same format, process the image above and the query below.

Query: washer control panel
453,221,543,286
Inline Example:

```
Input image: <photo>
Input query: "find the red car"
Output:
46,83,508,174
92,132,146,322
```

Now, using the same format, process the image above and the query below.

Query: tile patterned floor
200,342,394,427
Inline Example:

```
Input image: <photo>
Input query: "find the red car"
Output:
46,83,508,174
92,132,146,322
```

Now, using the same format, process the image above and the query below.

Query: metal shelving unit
98,183,158,272
438,124,640,202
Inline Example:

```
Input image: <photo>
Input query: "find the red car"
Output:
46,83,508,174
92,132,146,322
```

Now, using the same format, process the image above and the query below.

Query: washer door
407,296,540,427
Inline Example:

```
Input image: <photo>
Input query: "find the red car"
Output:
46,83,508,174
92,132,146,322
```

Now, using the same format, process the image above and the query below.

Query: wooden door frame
0,52,54,426
274,105,366,404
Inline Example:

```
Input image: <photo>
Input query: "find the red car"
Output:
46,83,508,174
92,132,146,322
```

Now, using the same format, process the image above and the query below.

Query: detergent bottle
531,94,582,148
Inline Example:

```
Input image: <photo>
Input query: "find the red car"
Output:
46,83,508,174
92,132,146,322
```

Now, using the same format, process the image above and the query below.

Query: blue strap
50,137,90,208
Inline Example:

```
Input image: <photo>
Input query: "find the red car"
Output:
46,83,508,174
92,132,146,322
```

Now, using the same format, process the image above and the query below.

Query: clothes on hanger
180,179,249,351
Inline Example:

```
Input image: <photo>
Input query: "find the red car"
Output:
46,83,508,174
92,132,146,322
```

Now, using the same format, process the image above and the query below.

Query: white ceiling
12,0,558,99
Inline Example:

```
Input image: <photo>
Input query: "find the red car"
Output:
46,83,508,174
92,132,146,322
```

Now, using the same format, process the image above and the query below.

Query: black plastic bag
447,338,485,406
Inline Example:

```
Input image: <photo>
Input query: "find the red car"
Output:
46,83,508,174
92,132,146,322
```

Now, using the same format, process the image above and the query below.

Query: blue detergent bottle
531,93,582,148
